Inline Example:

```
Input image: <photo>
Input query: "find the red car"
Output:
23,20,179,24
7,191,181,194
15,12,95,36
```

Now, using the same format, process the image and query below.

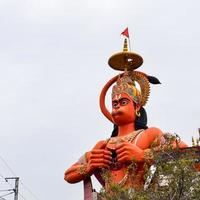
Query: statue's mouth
111,110,123,116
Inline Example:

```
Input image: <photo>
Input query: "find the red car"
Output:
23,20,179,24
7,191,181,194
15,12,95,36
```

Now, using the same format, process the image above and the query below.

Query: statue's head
99,70,158,131
111,92,141,126
111,73,141,126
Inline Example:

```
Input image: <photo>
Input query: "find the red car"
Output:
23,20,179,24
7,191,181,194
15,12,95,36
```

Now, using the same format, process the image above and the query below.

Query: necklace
108,129,143,145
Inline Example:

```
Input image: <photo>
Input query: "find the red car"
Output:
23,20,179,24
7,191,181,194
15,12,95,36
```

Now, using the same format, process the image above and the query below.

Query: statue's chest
105,130,143,170
106,130,143,151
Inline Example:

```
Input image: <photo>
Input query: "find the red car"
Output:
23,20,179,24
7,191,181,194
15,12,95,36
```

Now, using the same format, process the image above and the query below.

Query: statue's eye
120,99,129,106
112,101,118,108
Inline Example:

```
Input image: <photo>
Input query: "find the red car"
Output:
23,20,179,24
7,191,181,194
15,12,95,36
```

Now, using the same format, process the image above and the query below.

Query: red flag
121,27,129,38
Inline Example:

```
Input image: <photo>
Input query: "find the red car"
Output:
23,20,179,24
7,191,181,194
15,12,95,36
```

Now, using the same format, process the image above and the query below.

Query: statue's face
111,93,137,126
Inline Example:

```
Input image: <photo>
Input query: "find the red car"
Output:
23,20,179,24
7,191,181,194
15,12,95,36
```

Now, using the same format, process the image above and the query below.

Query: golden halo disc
108,52,143,71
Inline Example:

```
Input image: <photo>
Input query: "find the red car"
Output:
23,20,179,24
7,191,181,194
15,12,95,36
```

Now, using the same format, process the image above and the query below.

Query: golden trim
79,164,88,175
130,71,150,106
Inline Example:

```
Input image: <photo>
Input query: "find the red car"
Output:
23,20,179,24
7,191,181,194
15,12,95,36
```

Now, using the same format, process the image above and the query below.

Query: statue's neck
118,123,135,137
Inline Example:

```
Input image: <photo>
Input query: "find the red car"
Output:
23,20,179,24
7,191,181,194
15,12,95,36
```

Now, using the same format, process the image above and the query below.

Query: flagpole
121,27,132,52
127,27,132,51
128,37,131,52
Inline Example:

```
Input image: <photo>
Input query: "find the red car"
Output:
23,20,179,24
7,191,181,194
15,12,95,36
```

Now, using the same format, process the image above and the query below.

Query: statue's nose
115,104,120,109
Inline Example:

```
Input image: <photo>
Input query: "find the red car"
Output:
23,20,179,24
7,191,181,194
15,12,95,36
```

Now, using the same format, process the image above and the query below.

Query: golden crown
112,70,150,106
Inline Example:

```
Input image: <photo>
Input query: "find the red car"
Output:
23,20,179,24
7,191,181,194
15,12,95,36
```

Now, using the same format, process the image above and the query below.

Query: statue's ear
135,104,141,111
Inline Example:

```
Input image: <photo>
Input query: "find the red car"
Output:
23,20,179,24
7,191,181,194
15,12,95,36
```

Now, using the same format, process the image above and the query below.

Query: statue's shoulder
144,127,163,134
92,140,106,149
143,127,164,141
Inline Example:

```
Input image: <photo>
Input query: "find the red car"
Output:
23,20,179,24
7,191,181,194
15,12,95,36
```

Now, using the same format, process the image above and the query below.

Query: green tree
99,144,200,200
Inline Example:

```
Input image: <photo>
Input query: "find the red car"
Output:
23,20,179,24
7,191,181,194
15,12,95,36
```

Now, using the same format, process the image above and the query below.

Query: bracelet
79,164,88,175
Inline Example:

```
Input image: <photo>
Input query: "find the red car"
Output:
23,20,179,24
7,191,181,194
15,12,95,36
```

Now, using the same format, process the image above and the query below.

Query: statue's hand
116,142,144,164
86,142,112,174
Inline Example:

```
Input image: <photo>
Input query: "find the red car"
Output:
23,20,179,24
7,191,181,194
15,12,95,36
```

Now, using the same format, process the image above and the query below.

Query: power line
0,189,14,192
0,156,16,176
0,191,14,198
0,155,40,200
18,192,28,200
19,182,40,200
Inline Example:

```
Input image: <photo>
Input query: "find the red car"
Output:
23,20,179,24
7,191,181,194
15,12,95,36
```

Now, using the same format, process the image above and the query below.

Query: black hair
110,107,148,137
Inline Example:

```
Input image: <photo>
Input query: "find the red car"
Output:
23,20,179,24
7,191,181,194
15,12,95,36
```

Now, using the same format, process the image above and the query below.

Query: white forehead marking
114,94,121,100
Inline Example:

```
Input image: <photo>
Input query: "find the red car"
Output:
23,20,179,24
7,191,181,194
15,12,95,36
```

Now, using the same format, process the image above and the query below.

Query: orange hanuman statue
64,39,187,198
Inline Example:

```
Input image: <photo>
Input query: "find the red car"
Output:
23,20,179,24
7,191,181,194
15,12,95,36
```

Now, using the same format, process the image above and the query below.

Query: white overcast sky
0,0,199,199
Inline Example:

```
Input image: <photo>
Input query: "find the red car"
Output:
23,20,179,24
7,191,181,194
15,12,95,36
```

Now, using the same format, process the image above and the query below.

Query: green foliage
99,137,200,200
144,149,200,200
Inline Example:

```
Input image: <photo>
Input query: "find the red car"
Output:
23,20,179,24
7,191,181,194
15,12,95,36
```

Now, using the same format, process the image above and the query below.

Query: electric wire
0,189,13,192
0,156,16,177
0,191,14,198
0,155,40,200
18,192,28,200
19,182,40,200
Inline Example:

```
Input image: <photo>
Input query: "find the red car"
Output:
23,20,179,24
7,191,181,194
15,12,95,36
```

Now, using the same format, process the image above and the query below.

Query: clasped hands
85,141,144,174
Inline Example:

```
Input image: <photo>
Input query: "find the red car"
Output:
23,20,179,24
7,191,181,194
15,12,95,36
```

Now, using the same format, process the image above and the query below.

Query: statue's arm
116,127,188,164
64,161,87,184
64,140,112,184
